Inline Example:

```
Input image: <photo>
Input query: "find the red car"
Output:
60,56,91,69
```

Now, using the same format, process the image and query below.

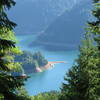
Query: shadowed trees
59,0,100,100
0,0,28,100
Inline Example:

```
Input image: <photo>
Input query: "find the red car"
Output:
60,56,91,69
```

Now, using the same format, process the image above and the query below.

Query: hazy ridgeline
8,0,92,51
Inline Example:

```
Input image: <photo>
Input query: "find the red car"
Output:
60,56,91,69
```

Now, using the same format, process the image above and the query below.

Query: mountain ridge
31,0,92,51
8,0,87,34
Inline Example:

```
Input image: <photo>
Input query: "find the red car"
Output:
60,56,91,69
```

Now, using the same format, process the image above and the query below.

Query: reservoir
17,34,78,95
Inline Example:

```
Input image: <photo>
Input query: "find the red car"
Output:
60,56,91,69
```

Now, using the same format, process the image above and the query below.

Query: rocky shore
36,61,67,72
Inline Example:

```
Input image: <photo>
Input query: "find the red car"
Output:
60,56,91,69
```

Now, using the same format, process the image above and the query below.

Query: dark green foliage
93,0,100,3
88,1,100,50
0,0,16,9
15,87,31,100
0,73,25,100
0,39,15,50
59,0,100,100
14,51,36,74
32,91,59,100
59,30,100,100
33,51,48,66
14,51,48,74
0,0,16,29
0,0,28,100
15,51,33,63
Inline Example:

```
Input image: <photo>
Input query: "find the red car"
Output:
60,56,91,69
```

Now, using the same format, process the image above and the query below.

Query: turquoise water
16,34,78,95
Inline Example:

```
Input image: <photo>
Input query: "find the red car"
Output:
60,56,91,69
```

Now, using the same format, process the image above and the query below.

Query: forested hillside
15,51,48,74
33,0,92,51
0,0,100,100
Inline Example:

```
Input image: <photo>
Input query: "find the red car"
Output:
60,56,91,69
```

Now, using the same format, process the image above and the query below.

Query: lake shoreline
36,61,67,72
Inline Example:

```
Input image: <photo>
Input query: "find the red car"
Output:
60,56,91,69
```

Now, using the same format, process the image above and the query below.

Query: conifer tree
0,0,27,100
59,0,100,100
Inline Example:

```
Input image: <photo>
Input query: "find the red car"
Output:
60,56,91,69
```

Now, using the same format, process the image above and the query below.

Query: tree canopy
59,0,100,100
0,0,27,100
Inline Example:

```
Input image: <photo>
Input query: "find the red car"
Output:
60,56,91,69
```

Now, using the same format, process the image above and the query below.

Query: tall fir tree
59,0,100,100
0,0,27,100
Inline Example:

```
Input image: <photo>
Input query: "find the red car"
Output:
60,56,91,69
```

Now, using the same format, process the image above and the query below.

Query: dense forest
0,0,100,100
14,51,48,74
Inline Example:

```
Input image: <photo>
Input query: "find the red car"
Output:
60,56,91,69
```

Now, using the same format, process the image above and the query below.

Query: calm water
16,34,78,95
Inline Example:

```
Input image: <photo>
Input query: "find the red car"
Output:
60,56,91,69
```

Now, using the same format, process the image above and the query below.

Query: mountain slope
8,0,81,34
32,0,92,51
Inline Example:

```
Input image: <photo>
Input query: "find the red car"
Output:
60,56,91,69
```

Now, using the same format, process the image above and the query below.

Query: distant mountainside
31,0,92,51
8,0,81,34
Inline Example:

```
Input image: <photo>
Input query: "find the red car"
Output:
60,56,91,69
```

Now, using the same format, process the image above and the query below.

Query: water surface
16,34,78,95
